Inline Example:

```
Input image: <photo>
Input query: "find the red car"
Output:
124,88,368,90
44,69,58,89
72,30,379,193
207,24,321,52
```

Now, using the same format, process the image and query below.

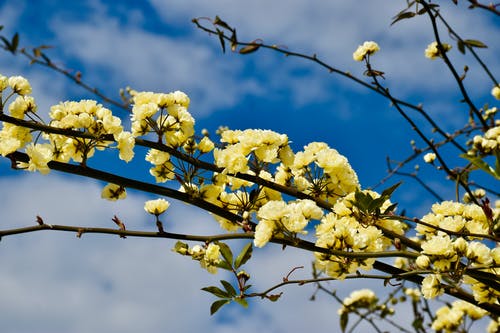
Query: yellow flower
254,219,275,247
8,95,37,119
492,84,500,100
338,289,377,314
101,183,126,201
423,152,436,163
8,75,32,95
144,198,170,215
115,131,135,162
198,136,214,153
353,41,380,61
17,143,53,174
425,41,452,59
421,274,443,299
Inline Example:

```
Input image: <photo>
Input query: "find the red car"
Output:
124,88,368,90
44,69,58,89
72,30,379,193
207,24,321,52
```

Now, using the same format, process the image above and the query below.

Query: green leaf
460,154,499,179
217,242,233,266
216,28,226,53
234,297,248,308
213,16,233,31
463,39,487,49
391,11,415,26
340,311,349,332
215,260,233,271
210,299,230,315
0,36,10,49
220,280,237,297
495,151,500,176
383,203,398,215
234,242,253,269
457,40,465,54
11,32,19,53
201,286,230,298
380,181,402,199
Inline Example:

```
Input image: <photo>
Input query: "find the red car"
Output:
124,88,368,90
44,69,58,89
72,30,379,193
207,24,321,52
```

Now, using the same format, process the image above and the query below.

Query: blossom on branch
352,41,380,61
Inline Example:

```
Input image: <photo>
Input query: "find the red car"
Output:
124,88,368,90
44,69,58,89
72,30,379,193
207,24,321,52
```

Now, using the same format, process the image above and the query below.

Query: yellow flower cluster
254,199,323,247
416,201,500,302
314,191,405,279
48,99,134,163
471,125,500,154
214,128,292,174
277,142,359,203
431,300,487,332
425,41,452,59
0,75,35,157
130,90,194,147
338,289,378,315
417,201,492,238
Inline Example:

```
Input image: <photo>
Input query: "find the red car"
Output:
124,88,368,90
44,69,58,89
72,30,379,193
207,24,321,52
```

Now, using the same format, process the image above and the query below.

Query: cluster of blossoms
0,75,36,158
276,142,359,203
431,300,487,332
352,41,380,61
424,41,452,59
48,99,134,163
470,125,500,155
130,90,193,147
214,128,293,174
338,289,380,315
0,73,136,175
173,242,221,274
254,199,324,247
314,190,405,279
415,201,500,303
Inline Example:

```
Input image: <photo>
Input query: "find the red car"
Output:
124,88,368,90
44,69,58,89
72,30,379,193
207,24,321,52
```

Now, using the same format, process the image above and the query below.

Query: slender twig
192,18,467,154
420,1,487,128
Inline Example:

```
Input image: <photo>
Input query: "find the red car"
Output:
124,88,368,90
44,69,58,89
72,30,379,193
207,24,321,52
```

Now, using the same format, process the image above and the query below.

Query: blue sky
0,1,498,332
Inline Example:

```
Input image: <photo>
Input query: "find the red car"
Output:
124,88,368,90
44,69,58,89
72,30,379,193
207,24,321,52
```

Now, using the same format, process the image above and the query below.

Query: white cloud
150,0,499,97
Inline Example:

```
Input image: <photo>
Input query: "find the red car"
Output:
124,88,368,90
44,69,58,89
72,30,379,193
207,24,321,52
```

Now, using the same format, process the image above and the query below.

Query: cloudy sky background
0,0,498,332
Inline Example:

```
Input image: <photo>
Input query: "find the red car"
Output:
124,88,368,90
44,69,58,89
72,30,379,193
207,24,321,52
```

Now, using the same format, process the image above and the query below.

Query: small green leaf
11,32,19,53
0,36,10,49
380,181,402,199
220,280,237,297
391,11,415,26
463,39,487,49
234,242,253,269
267,293,282,302
457,40,465,54
213,16,233,31
217,242,233,266
210,299,230,315
216,28,226,53
495,151,500,176
383,203,398,215
234,297,248,308
215,260,233,271
340,311,349,332
460,154,499,179
201,286,230,298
